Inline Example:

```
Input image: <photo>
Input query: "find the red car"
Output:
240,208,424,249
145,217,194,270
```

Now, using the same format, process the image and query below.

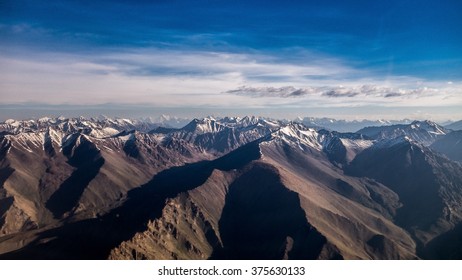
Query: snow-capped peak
270,123,322,150
181,118,226,134
410,120,447,135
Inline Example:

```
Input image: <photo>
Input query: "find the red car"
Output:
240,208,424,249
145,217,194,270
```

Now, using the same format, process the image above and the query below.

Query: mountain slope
346,138,462,255
357,120,449,146
1,117,461,260
0,121,207,240
109,128,418,260
430,131,462,163
445,120,462,131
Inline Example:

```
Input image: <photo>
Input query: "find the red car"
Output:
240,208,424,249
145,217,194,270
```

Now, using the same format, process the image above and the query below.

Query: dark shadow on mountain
46,134,105,219
324,137,347,165
0,138,12,159
422,222,462,259
43,130,56,157
211,162,326,260
45,158,104,218
365,234,405,259
430,130,462,163
123,138,141,159
0,166,14,190
345,141,444,231
0,139,262,259
0,197,14,229
0,167,15,228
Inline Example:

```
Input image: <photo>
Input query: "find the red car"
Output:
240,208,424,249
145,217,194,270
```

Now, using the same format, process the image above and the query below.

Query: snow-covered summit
357,120,449,146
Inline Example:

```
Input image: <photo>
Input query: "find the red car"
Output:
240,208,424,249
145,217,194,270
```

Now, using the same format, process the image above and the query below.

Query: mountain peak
410,120,448,135
181,117,225,134
357,120,448,146
268,123,322,151
2,115,462,260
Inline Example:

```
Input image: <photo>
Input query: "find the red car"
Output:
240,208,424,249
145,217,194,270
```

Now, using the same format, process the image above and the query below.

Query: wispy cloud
1,1,461,122
224,84,462,108
0,47,359,104
225,86,314,98
225,84,452,99
1,47,461,113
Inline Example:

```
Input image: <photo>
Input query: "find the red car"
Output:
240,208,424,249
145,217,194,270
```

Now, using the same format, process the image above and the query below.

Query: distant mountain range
297,117,414,132
1,116,462,259
445,120,462,131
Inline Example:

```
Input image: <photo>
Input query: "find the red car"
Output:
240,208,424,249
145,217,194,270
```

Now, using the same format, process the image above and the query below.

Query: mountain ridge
1,116,461,259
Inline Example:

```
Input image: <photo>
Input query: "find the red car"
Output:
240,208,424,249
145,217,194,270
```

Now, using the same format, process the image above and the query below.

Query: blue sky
1,0,461,120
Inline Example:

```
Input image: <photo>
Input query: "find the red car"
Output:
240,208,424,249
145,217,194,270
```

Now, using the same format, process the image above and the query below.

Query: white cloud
224,84,462,107
0,48,461,113
0,48,355,105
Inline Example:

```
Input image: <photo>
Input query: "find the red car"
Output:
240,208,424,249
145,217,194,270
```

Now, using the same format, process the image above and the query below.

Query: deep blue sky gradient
1,0,461,79
1,1,461,121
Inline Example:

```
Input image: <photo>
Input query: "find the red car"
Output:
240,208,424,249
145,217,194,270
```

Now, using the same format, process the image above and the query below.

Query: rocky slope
1,117,461,259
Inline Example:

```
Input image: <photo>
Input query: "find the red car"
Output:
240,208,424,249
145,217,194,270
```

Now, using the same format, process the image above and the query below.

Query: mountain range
0,116,461,259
